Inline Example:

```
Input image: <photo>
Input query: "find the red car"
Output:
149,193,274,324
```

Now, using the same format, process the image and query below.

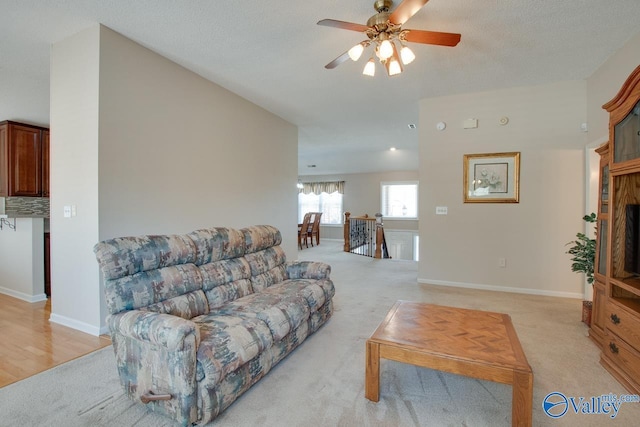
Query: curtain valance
299,181,345,195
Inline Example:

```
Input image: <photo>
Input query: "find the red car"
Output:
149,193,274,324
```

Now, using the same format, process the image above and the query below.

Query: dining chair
298,213,312,249
307,212,322,246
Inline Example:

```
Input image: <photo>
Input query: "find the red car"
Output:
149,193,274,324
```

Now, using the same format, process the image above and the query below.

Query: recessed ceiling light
408,124,417,129
390,147,397,151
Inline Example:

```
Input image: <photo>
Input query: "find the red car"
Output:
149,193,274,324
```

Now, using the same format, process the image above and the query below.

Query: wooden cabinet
591,64,640,394
0,125,7,198
0,121,49,197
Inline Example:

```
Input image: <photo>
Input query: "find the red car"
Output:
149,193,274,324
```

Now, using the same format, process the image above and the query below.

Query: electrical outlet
498,258,506,268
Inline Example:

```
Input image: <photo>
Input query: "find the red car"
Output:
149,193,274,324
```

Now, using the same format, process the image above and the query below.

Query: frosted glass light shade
348,43,364,61
388,59,402,76
400,45,415,64
363,58,376,76
379,40,393,60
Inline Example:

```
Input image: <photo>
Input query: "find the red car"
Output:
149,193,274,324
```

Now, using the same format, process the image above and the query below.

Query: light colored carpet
2,240,639,426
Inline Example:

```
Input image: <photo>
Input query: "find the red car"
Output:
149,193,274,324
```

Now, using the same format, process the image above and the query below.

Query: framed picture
463,152,520,203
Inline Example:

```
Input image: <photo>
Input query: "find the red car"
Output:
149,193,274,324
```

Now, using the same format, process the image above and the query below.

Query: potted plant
566,213,596,325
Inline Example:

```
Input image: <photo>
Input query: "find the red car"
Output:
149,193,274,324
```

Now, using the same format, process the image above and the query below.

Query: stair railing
343,212,390,259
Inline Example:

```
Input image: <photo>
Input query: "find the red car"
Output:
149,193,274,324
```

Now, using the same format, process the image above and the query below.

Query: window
381,181,418,219
298,191,343,224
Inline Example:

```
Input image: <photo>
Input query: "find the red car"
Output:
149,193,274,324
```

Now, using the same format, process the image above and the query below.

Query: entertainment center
590,64,640,394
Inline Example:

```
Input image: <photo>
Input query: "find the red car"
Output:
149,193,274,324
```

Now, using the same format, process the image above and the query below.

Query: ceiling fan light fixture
348,43,364,61
363,58,376,76
400,44,415,65
318,0,461,77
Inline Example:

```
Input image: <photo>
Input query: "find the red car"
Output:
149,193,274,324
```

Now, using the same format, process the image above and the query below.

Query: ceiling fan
318,0,460,76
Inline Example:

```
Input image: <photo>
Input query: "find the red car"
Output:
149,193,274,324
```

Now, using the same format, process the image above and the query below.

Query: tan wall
50,25,102,333
97,26,297,244
418,81,587,298
50,25,298,334
299,171,419,240
0,218,45,301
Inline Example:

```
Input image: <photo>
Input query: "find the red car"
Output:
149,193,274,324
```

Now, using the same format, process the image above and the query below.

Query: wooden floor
0,293,111,387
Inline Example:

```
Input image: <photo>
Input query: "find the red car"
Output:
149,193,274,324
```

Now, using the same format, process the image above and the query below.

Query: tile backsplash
4,197,50,218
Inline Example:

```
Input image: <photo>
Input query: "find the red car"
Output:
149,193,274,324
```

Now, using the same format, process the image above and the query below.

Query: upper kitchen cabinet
0,121,50,197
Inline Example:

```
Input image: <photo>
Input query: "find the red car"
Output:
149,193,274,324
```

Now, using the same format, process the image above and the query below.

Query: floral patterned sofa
93,225,334,426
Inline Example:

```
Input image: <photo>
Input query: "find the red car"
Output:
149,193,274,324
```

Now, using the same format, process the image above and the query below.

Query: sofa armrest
285,261,331,280
108,310,200,351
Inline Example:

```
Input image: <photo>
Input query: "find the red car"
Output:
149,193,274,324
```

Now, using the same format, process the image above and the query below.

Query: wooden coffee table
365,301,533,427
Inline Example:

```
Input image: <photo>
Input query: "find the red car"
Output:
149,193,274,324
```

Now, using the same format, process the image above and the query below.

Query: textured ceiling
1,0,640,175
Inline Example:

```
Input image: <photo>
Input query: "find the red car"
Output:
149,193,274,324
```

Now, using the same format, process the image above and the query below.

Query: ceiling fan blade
324,51,351,69
388,0,430,25
317,19,370,33
403,29,461,47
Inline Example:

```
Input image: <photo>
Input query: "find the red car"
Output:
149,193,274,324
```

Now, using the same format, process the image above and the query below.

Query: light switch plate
436,206,448,215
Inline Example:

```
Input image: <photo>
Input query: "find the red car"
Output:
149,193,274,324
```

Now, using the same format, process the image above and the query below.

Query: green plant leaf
566,213,596,285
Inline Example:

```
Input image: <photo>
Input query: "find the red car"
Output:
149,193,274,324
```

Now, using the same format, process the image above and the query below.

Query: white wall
50,25,298,335
418,81,587,298
0,218,45,302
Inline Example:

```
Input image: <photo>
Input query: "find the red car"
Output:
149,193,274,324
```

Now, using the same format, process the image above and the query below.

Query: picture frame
463,152,520,203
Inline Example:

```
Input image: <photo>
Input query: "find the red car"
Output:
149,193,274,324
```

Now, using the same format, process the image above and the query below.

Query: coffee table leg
365,340,380,402
512,370,533,427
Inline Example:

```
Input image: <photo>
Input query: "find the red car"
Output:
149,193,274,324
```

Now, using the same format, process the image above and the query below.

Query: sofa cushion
187,227,245,265
262,279,335,313
199,258,253,309
142,289,210,320
94,234,204,316
244,246,287,291
94,234,197,280
103,264,205,315
212,292,310,341
241,225,282,254
193,314,274,387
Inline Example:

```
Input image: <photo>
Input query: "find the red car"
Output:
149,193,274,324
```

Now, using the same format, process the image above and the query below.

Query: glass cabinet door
597,219,607,275
601,165,609,213
596,145,609,277
613,100,640,163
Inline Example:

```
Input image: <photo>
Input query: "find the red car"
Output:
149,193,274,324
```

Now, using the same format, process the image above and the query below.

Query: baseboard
49,313,105,336
417,278,583,299
0,286,48,303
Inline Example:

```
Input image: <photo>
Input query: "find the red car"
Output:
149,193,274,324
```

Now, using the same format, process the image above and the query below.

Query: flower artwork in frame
463,152,520,203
